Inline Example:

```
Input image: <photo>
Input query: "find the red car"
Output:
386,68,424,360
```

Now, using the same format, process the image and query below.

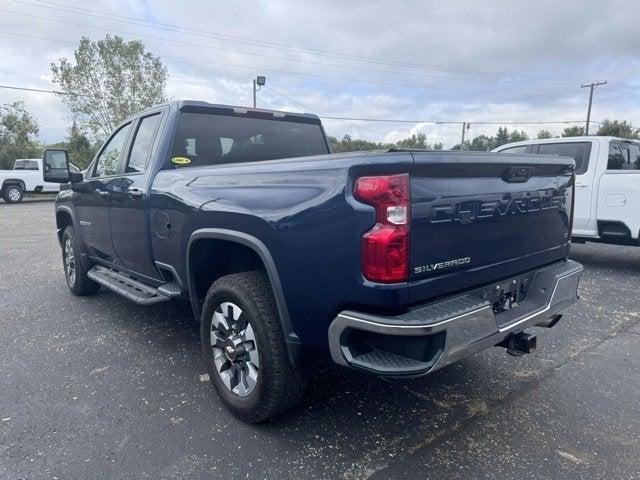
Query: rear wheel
3,185,23,203
201,271,306,423
61,226,100,296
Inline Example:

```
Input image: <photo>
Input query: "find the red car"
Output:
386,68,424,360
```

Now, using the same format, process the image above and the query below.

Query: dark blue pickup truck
43,101,583,422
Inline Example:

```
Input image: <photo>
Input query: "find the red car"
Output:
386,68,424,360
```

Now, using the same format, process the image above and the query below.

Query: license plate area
474,272,535,319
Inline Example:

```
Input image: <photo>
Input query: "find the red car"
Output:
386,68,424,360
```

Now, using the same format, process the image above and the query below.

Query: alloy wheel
64,238,76,286
210,301,260,397
7,187,21,202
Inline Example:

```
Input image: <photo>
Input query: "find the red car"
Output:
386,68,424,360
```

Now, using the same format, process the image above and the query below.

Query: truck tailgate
408,152,574,303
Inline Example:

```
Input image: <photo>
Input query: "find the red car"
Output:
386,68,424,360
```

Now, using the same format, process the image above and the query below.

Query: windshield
169,112,329,168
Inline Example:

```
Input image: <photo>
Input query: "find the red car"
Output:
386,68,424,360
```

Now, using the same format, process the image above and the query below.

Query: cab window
127,114,161,173
608,141,640,170
94,123,132,177
536,142,591,175
14,160,38,170
169,112,329,168
499,145,527,154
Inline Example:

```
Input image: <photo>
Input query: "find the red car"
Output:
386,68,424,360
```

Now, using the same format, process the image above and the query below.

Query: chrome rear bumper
328,260,583,376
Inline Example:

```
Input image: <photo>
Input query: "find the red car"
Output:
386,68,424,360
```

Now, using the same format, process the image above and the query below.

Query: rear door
408,152,574,303
109,111,163,280
532,141,594,235
76,122,133,262
597,140,640,239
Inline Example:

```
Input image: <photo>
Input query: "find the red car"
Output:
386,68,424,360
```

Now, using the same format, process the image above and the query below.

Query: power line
12,3,639,102
0,84,92,96
265,87,590,125
263,86,387,135
0,15,575,89
0,30,75,45
0,24,591,102
13,0,599,84
316,116,590,125
592,94,639,108
13,0,640,102
0,82,594,128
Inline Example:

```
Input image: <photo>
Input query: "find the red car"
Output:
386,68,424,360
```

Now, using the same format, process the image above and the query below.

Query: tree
508,130,529,143
494,127,510,148
537,130,553,139
468,134,494,151
328,134,386,152
328,132,441,153
562,125,585,137
596,119,639,139
450,141,469,151
66,120,97,168
464,127,530,152
396,133,429,149
0,101,40,169
51,35,167,142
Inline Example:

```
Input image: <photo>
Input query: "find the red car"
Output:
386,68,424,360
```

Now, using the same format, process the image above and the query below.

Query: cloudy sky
1,0,639,147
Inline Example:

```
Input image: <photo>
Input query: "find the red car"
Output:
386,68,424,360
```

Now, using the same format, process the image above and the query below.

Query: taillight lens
354,173,410,283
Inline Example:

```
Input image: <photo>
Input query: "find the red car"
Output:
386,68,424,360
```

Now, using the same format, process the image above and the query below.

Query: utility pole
252,75,266,108
580,81,607,135
460,122,470,150
252,79,256,108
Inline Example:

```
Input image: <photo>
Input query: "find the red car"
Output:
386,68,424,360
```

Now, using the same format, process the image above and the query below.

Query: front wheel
3,185,23,203
61,226,101,296
201,271,306,423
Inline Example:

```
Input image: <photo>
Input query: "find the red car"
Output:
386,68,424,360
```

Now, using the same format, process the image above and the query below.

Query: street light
253,75,266,108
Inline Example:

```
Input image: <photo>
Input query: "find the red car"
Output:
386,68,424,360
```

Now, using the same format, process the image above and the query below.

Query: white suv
494,136,640,246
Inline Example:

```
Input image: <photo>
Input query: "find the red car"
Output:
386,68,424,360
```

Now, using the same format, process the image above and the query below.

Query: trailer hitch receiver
498,331,537,357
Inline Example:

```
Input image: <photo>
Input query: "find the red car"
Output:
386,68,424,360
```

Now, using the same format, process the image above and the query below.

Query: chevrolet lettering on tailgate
430,189,566,224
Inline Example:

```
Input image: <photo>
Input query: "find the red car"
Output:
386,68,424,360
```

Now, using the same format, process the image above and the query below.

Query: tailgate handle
502,166,535,183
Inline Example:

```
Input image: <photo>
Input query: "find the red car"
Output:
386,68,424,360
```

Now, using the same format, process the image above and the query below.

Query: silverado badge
414,257,471,274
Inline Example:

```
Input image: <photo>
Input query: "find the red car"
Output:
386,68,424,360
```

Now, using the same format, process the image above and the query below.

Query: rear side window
127,114,161,173
169,112,329,168
536,142,592,174
14,160,38,170
608,141,640,170
499,145,528,154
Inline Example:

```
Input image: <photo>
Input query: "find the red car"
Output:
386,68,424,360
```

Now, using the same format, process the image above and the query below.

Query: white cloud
1,0,639,146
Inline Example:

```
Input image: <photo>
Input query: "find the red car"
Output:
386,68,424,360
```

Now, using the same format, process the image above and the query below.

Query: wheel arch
55,206,76,245
2,179,26,192
187,228,303,364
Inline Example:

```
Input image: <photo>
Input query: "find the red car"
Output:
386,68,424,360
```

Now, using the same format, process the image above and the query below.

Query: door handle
127,188,144,199
575,184,589,189
96,190,110,197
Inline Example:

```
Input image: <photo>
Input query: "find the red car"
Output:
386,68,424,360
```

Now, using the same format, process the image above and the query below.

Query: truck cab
494,136,640,245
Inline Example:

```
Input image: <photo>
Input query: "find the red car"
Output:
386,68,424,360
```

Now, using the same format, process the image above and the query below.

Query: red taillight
354,173,410,283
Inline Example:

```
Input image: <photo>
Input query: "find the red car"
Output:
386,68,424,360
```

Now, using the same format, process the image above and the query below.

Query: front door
109,112,163,280
76,122,133,263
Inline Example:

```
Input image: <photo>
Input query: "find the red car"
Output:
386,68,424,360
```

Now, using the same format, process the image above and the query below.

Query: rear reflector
354,174,410,283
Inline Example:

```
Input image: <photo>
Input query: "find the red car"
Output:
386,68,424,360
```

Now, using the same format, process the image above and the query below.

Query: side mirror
42,148,71,183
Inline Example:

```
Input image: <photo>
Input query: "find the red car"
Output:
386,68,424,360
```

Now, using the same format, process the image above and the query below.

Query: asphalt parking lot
1,200,639,480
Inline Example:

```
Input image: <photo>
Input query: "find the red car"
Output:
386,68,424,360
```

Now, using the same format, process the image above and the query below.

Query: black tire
201,271,306,423
3,184,23,203
61,226,101,296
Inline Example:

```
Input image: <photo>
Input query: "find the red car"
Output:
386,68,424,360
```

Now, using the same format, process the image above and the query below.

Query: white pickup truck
494,136,640,246
0,158,77,204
